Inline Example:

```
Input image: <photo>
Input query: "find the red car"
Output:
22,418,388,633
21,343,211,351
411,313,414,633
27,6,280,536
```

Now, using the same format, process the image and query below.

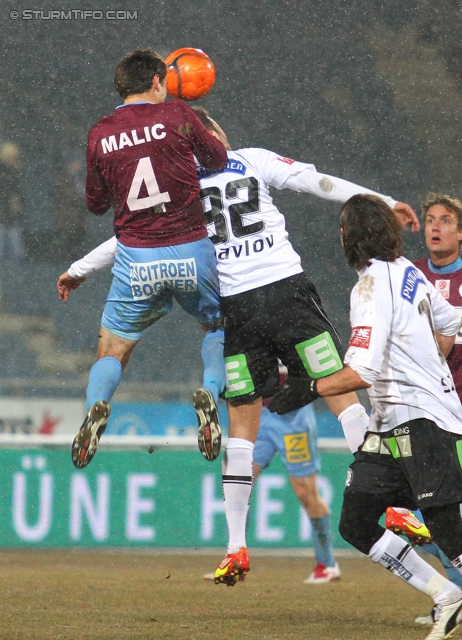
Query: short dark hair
339,194,403,270
421,193,462,230
191,106,216,131
114,49,167,99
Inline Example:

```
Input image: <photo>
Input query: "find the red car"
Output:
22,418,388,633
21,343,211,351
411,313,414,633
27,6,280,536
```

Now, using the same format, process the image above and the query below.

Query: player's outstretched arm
57,236,118,302
268,367,370,415
259,151,420,231
57,272,86,302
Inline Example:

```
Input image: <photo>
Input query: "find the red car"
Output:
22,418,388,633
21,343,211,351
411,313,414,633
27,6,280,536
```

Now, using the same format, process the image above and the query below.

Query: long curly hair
339,194,403,270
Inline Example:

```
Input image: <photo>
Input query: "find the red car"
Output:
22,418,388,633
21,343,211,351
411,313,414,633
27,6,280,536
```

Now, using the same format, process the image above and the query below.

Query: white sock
338,403,368,453
222,437,254,553
369,530,462,606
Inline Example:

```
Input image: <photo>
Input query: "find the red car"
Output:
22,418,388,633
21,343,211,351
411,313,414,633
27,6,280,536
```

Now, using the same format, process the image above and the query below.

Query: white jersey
69,147,399,295
344,257,462,434
199,148,397,297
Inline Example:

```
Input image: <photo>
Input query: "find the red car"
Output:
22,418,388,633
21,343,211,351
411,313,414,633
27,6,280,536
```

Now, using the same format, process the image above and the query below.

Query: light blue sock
85,356,122,412
423,542,462,588
310,513,335,567
201,328,225,404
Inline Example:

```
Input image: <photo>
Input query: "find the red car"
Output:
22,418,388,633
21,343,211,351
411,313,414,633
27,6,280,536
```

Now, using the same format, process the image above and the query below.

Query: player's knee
339,494,383,554
421,503,462,559
339,513,377,554
290,476,325,515
292,485,318,510
338,510,359,547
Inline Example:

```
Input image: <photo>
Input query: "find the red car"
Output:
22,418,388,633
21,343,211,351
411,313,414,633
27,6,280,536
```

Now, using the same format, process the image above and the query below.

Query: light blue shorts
101,237,221,340
254,405,321,478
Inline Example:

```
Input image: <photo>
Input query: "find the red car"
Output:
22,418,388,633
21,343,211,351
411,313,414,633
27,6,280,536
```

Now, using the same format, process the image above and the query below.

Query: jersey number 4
201,177,263,244
127,157,171,212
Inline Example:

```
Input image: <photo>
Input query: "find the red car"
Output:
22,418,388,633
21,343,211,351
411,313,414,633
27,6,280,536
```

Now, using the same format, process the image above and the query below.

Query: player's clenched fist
268,377,320,415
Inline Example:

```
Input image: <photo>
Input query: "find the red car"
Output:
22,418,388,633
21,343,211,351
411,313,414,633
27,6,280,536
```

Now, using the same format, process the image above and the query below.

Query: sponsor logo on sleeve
277,156,295,165
435,279,450,299
197,159,247,179
223,159,246,175
349,326,372,349
196,164,221,179
401,266,425,303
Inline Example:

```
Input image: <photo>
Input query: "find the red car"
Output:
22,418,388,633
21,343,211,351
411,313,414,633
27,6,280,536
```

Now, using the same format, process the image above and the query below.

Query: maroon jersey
414,258,462,400
86,99,227,248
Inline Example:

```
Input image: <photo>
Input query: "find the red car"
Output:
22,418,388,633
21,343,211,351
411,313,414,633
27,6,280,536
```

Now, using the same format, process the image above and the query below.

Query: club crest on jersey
349,326,372,349
277,156,295,165
401,266,425,303
435,279,450,299
129,258,197,299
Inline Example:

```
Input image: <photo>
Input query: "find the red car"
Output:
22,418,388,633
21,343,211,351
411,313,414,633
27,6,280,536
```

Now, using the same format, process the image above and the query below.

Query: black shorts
222,273,344,404
344,418,462,510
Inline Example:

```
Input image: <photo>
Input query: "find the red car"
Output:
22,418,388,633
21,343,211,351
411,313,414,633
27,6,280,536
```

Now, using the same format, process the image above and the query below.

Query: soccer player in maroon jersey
414,195,462,398
70,49,228,469
410,195,462,625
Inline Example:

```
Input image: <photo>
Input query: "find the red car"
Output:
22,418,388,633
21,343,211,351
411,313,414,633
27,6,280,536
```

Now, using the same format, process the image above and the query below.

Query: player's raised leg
194,326,225,461
71,240,165,470
72,327,138,469
171,236,224,461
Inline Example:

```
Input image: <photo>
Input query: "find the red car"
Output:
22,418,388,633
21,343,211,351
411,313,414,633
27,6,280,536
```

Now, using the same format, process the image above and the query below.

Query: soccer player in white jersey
394,194,462,625
193,108,419,586
270,194,462,640
58,110,420,587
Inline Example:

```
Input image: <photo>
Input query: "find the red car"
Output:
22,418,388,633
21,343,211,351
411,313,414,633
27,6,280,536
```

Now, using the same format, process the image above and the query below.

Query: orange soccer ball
165,48,216,101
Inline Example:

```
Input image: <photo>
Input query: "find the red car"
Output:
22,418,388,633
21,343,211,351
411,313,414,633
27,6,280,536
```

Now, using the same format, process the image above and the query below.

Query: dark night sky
1,0,462,380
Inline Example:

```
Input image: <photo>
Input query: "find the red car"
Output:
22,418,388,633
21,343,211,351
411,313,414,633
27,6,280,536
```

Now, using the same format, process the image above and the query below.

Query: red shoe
214,548,250,586
304,562,341,584
385,507,432,546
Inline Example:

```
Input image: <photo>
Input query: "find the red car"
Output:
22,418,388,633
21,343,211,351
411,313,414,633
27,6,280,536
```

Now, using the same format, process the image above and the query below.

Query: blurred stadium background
0,0,460,554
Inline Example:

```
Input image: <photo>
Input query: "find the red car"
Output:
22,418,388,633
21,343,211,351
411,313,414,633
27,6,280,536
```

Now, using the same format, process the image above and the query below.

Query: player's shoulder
388,256,426,283
413,257,428,270
235,147,293,163
413,256,462,282
87,115,114,148
227,148,268,175
413,256,436,281
89,113,112,134
234,148,300,179
166,97,191,113
354,258,396,296
362,257,393,277
233,147,267,162
165,98,203,122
